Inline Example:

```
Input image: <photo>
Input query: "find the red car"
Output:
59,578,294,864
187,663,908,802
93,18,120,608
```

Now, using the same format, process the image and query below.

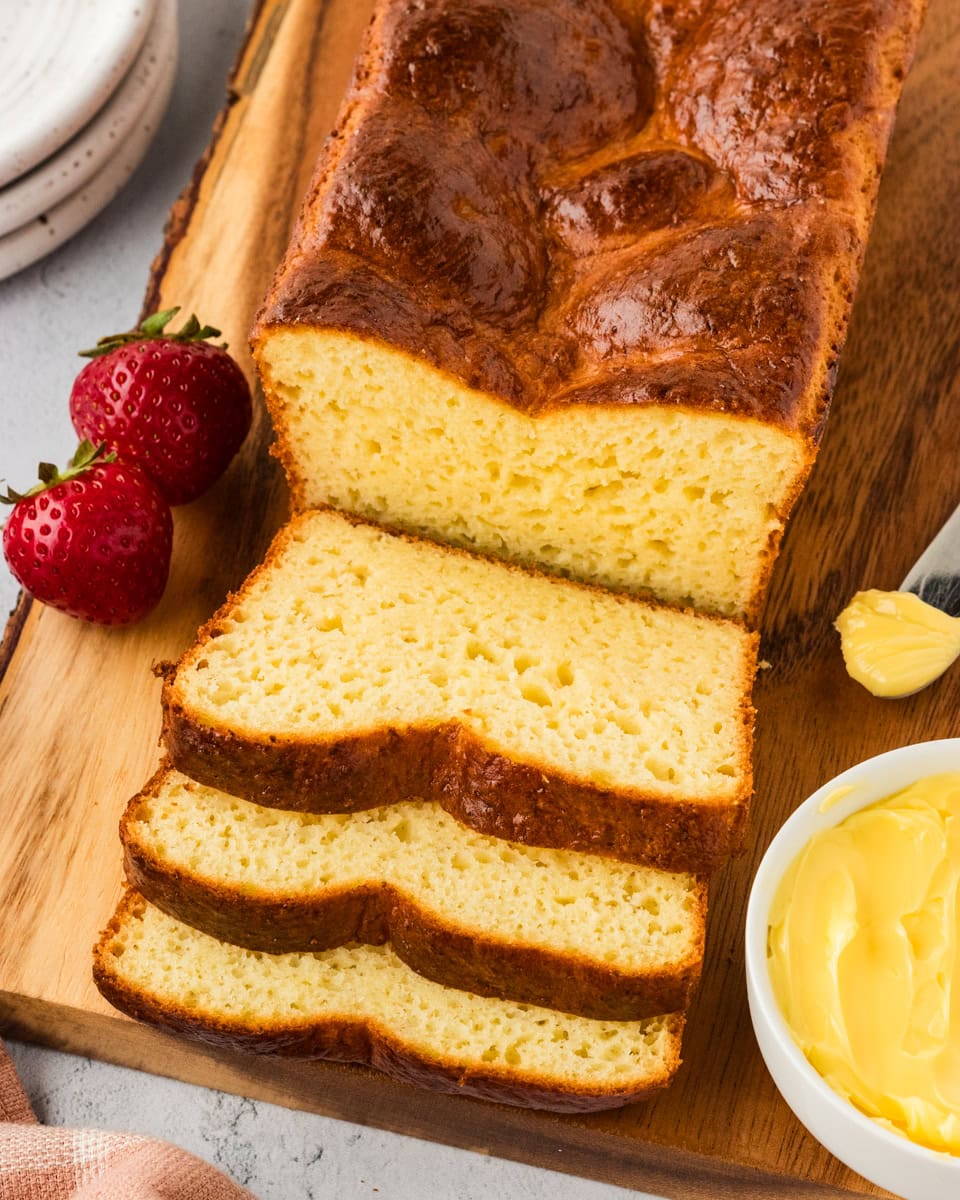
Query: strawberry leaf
78,307,227,357
70,439,102,470
139,307,180,338
176,313,200,339
1,442,116,502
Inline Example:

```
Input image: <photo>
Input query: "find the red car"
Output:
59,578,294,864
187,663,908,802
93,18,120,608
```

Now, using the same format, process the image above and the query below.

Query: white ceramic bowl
746,738,960,1200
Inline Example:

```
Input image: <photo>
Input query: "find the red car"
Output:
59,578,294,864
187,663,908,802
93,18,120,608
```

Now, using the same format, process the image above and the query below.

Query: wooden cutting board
1,1,958,1196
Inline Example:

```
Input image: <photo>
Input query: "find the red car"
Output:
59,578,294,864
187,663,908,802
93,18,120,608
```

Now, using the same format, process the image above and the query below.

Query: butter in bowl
746,739,960,1200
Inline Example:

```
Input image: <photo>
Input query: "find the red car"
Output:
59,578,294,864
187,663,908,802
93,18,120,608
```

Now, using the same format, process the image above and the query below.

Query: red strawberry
2,441,173,626
70,307,252,506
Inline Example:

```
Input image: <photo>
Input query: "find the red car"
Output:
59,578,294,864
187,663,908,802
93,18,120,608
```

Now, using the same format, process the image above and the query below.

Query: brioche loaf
252,0,924,620
122,768,707,1020
161,509,757,872
94,892,685,1113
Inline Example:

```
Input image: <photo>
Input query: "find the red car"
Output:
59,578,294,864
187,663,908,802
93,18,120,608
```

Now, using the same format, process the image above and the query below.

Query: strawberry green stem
78,307,226,358
1,441,116,504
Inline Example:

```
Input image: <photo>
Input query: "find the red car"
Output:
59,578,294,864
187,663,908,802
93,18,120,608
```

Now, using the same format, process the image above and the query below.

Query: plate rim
0,0,177,239
0,8,177,283
0,0,160,189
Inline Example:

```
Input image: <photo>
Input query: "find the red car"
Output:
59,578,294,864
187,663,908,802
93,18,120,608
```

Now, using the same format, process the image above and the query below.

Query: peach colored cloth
0,1040,255,1199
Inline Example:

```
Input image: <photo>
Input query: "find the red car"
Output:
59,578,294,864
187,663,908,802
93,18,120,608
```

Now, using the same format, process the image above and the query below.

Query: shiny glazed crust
253,0,925,435
161,712,750,872
93,892,684,1114
160,512,757,874
122,768,707,1021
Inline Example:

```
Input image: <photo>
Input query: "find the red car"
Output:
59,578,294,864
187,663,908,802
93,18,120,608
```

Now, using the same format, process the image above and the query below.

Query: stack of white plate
0,0,178,281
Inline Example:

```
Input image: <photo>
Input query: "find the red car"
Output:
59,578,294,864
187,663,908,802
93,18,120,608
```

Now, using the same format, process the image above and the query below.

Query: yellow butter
835,589,960,698
768,773,960,1156
818,784,857,814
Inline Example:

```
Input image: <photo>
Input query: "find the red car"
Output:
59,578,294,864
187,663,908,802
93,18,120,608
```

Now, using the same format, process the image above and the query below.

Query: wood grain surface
1,1,958,1196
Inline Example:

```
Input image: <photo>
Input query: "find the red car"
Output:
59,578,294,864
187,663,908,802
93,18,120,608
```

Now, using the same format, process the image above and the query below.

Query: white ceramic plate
0,6,177,283
0,0,176,238
0,0,158,189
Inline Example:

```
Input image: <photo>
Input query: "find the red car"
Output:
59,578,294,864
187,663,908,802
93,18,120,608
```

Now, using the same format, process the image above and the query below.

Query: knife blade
900,502,960,618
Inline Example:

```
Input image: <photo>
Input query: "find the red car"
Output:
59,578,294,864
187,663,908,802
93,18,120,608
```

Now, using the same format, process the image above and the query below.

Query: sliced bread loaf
252,0,924,620
94,892,685,1113
122,768,707,1021
161,509,757,872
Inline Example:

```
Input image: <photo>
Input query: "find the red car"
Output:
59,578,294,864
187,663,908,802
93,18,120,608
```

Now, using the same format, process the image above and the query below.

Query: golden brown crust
122,769,707,1021
162,709,750,873
252,0,925,438
93,892,683,1114
161,512,757,874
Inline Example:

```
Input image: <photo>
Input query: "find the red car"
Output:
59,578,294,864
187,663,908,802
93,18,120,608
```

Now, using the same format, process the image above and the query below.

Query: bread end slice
94,892,685,1113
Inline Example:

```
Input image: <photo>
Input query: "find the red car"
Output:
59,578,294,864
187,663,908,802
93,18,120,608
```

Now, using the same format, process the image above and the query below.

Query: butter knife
900,502,960,618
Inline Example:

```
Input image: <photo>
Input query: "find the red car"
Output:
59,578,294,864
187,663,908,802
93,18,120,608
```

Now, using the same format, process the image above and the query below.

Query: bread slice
94,892,685,1113
161,509,757,872
251,0,924,620
122,768,707,1021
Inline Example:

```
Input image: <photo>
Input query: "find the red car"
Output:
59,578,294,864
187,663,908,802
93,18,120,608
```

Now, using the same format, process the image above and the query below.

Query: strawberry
70,307,252,506
2,441,173,626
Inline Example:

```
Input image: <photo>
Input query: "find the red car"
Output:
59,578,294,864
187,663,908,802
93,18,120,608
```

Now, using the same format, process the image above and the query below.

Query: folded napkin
0,1040,255,1199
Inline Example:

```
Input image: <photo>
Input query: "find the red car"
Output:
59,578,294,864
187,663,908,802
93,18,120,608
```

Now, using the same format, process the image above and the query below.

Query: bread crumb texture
130,771,704,971
262,332,802,619
100,897,683,1089
174,510,753,801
